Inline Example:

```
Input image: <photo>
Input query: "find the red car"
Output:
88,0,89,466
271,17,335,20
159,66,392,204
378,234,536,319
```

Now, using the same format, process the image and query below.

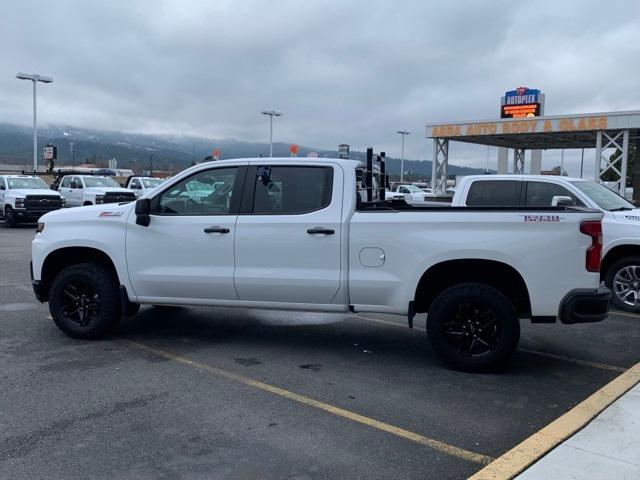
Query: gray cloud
1,0,639,173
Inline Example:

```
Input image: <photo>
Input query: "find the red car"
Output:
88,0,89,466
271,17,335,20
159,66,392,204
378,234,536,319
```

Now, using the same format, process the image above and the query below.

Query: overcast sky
1,0,639,174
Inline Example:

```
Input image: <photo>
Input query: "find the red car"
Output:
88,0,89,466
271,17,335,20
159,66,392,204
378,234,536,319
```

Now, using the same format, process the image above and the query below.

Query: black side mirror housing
135,198,151,226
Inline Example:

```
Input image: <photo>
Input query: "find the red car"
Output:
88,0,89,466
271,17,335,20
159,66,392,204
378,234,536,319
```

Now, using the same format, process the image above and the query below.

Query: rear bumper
559,286,610,324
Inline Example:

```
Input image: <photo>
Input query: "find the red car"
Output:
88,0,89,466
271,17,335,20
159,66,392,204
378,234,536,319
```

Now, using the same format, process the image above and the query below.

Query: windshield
404,185,422,193
142,178,163,188
84,176,120,188
7,177,49,189
570,180,635,211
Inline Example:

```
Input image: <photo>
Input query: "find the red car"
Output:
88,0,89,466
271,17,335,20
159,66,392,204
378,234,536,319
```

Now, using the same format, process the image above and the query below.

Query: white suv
58,175,136,207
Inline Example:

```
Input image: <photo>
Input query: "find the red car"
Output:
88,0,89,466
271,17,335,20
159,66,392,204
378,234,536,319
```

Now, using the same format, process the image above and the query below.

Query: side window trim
149,165,247,216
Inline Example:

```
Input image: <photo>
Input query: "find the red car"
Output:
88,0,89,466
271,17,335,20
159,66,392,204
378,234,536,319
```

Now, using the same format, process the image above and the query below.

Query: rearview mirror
135,198,151,226
551,195,575,207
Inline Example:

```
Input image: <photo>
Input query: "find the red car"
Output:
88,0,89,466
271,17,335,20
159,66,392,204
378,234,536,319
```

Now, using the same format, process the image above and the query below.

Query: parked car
0,175,64,226
32,158,609,372
452,174,640,312
392,184,430,205
57,175,136,207
125,176,165,195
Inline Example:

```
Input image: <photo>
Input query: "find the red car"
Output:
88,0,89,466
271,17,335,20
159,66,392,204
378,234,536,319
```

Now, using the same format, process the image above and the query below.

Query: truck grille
103,192,136,204
25,195,62,211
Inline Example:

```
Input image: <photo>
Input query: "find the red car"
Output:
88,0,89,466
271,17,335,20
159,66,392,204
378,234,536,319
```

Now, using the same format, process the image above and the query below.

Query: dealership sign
501,87,541,119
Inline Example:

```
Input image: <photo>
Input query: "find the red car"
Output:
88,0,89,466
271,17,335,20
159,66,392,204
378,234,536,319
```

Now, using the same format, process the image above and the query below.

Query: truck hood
5,189,61,197
39,201,132,223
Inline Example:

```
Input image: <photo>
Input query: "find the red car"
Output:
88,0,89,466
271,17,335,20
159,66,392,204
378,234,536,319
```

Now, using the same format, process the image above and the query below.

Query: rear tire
426,283,520,372
49,263,121,339
5,206,17,227
605,256,640,313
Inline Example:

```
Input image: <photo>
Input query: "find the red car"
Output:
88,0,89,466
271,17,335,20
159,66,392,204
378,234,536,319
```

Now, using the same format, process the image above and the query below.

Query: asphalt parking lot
1,225,639,480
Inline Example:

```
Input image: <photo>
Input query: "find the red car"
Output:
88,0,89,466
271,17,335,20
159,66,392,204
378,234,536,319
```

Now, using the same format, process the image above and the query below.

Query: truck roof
461,174,588,182
196,157,362,168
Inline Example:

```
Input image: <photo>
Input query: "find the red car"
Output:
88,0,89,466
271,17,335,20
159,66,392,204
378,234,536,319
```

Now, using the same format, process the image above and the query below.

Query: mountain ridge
0,123,486,178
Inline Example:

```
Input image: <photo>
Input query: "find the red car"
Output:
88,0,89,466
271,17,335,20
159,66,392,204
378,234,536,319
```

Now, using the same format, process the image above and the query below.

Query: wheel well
83,201,93,206
414,259,531,317
40,247,119,300
601,245,640,280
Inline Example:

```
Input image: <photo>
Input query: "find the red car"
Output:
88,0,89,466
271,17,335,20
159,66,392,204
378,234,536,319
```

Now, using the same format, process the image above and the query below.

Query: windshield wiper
609,207,634,211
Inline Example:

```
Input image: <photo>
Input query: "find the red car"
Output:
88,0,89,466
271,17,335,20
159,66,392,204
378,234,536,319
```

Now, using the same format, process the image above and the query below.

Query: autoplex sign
429,115,609,138
501,87,541,118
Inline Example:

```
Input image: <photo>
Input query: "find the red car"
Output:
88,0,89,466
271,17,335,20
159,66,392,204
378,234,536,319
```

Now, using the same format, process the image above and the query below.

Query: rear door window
465,180,522,206
249,166,333,215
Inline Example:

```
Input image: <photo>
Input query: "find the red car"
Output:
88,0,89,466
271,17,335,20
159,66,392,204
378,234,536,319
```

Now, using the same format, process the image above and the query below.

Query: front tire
426,283,520,372
5,206,17,227
49,263,121,339
605,256,640,313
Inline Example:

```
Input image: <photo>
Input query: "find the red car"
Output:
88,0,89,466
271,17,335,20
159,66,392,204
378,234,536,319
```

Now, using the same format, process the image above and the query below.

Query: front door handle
307,227,335,235
204,226,230,234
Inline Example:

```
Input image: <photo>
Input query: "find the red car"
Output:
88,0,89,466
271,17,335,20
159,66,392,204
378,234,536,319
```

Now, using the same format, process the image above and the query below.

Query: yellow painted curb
469,362,640,480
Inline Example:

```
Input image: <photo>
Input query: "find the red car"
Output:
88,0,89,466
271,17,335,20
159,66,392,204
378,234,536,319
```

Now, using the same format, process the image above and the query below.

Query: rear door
234,163,342,304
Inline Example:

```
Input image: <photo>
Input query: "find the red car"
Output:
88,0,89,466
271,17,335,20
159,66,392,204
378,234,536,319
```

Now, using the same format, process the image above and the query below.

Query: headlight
95,195,105,204
60,197,66,207
15,197,25,208
36,222,45,233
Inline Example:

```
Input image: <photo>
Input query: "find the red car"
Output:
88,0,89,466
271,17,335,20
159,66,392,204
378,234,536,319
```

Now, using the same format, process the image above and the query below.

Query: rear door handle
307,227,335,235
204,226,230,234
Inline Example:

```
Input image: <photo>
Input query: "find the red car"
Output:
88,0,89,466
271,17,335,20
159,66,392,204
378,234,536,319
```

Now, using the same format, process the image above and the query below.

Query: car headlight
15,197,25,208
36,222,45,233
95,195,105,204
60,197,66,207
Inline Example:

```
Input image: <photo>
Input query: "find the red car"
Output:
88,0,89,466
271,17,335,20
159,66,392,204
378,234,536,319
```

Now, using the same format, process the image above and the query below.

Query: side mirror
135,198,151,226
552,195,575,207
70,181,82,189
0,185,5,190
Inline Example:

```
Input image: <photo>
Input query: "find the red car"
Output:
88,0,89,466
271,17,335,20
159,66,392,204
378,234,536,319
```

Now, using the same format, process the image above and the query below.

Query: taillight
580,221,602,272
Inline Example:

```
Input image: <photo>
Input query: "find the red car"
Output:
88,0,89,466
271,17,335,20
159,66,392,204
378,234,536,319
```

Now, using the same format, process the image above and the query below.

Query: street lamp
396,130,410,182
261,109,282,157
16,72,53,172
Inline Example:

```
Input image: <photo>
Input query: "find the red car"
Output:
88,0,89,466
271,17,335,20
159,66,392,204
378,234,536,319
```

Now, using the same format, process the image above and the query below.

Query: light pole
396,130,410,182
261,109,282,157
69,141,75,168
16,72,53,172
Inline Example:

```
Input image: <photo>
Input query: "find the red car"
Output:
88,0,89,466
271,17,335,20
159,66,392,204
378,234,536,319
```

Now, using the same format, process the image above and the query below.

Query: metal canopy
425,110,640,195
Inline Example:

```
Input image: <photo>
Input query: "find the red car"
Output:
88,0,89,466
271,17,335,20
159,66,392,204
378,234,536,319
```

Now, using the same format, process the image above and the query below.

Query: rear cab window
465,180,522,206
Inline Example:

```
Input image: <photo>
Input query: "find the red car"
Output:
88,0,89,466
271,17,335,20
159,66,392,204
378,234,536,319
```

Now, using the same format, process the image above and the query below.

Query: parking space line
611,309,640,320
124,339,494,466
468,361,640,480
353,314,627,373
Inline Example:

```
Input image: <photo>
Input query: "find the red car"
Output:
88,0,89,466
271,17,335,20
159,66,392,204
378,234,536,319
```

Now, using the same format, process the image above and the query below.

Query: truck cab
0,175,64,226
58,175,136,207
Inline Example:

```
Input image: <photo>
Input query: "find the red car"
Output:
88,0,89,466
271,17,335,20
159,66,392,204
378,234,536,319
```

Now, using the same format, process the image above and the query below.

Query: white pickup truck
57,175,137,207
452,175,640,313
31,158,609,372
0,175,64,226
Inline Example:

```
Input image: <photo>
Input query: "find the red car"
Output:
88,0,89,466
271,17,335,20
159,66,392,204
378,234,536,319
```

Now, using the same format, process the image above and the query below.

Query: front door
126,165,246,301
234,164,342,304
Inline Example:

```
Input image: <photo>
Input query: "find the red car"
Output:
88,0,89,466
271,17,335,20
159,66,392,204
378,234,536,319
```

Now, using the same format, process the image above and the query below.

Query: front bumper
30,261,46,303
559,286,610,324
13,208,56,223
